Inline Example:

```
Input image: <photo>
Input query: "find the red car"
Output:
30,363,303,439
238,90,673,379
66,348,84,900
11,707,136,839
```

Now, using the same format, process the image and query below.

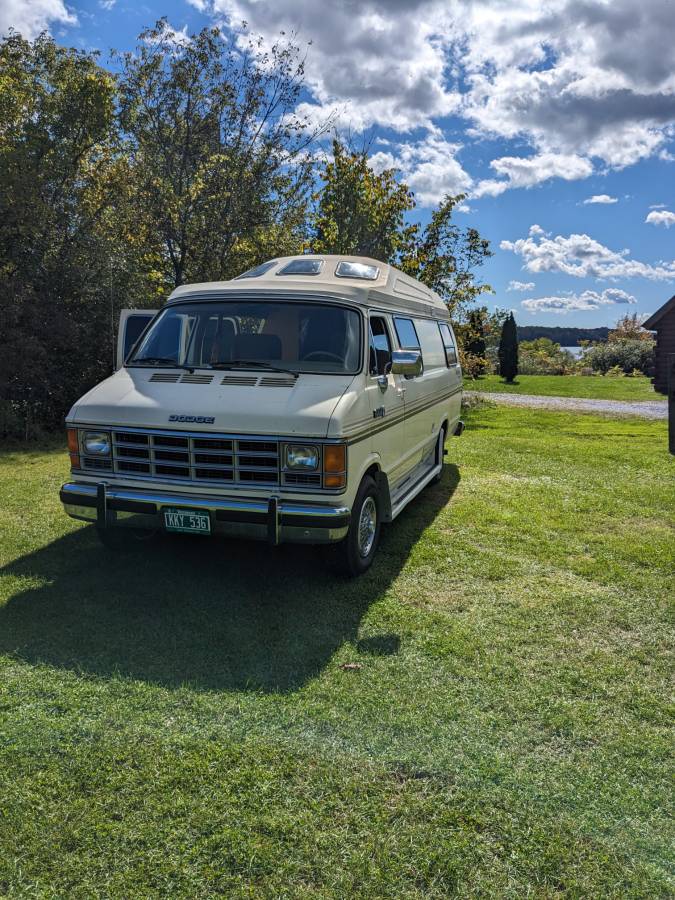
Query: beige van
61,255,463,574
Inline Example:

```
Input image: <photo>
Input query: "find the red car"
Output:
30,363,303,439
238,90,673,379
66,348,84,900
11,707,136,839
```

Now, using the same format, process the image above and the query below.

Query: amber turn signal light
323,444,346,489
323,444,346,473
67,428,79,469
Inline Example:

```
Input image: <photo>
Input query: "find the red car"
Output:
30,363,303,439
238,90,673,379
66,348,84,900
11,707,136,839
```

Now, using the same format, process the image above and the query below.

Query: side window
369,316,392,376
414,319,447,369
393,317,420,350
438,322,458,366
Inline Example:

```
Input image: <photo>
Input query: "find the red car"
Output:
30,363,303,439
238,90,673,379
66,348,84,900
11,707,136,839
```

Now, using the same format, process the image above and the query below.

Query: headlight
83,431,111,456
284,444,319,470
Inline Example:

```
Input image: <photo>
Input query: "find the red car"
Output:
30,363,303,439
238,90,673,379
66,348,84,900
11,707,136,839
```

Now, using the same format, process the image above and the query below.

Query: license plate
162,507,211,535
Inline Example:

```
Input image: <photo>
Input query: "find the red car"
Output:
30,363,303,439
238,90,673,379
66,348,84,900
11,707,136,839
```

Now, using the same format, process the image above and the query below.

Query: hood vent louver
220,374,259,386
149,373,181,383
259,376,297,388
180,373,214,385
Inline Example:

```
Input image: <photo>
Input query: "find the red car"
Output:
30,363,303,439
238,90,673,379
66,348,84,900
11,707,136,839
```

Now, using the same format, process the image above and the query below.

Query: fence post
669,353,675,455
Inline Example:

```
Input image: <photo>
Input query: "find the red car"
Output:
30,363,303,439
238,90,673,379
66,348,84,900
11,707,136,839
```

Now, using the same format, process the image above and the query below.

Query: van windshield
127,300,362,375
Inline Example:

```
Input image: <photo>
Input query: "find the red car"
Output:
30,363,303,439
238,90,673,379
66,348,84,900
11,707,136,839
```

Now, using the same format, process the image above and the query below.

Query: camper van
60,256,463,575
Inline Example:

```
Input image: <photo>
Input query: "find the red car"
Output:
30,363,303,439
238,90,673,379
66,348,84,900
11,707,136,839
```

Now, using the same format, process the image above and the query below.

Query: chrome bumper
60,481,350,545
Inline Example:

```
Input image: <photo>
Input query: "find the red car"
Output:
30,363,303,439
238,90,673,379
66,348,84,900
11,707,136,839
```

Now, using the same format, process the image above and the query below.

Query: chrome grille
84,429,281,485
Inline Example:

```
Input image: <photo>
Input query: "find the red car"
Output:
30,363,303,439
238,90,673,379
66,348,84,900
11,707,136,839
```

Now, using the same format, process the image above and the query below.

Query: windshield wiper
128,357,195,372
210,359,298,378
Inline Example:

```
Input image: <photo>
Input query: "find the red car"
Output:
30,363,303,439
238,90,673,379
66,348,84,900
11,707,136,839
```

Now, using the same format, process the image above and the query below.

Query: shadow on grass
0,466,459,693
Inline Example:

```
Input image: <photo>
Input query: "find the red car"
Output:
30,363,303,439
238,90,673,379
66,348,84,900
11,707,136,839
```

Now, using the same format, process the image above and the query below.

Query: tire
430,426,446,484
96,526,158,552
324,475,381,576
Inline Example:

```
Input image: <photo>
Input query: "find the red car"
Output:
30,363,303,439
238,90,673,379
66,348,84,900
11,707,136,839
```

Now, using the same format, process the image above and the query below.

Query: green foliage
584,338,655,375
518,337,576,375
117,20,314,286
498,312,519,382
399,195,492,314
311,138,416,260
312,139,492,317
0,33,128,437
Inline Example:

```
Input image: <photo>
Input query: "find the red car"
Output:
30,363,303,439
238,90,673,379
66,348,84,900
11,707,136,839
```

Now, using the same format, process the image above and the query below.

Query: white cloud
474,152,592,196
98,0,116,9
522,288,637,314
507,280,535,292
370,135,472,207
210,0,460,134
649,203,667,209
183,0,675,197
645,209,675,228
583,194,618,204
0,0,76,38
502,224,675,281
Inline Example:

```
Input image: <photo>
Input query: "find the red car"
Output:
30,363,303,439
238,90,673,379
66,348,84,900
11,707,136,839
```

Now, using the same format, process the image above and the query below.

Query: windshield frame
125,296,365,376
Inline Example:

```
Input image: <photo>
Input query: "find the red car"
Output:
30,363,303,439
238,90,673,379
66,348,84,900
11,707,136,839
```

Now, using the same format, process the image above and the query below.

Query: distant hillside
517,325,609,346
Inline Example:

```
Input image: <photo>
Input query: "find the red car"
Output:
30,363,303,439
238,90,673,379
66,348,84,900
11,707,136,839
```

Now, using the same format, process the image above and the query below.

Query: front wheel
324,475,381,576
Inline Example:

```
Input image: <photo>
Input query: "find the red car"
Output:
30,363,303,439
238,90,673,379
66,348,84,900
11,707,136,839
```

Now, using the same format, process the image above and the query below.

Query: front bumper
60,481,350,545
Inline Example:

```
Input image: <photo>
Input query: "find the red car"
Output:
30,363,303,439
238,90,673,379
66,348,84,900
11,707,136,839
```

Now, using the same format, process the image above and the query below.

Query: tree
117,20,317,287
0,32,128,437
498,313,519,382
608,313,653,343
311,138,416,260
311,139,491,317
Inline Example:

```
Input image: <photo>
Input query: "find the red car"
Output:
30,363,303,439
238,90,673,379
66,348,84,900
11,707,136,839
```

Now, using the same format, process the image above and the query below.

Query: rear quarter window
414,319,447,369
438,322,458,366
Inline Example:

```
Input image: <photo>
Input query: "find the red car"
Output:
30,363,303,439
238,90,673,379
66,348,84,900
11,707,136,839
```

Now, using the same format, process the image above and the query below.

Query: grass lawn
0,407,673,897
465,373,663,401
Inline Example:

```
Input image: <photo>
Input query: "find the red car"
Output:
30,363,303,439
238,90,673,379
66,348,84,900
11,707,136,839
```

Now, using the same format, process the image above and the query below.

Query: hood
68,368,354,437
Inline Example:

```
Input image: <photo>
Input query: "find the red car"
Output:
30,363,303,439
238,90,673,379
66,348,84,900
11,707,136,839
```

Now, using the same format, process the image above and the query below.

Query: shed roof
643,294,675,329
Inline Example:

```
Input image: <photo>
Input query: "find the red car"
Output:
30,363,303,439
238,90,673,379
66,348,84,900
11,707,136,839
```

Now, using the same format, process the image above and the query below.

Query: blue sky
4,0,675,327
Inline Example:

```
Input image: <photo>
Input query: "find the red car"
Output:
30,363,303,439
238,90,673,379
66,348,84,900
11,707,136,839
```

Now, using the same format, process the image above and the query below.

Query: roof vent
277,259,323,276
335,261,379,280
234,260,277,279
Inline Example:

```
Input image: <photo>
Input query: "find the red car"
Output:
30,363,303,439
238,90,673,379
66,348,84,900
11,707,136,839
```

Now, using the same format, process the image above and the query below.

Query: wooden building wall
652,308,675,394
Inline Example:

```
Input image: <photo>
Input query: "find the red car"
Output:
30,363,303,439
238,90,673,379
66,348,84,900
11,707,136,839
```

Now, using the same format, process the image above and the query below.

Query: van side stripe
345,385,462,445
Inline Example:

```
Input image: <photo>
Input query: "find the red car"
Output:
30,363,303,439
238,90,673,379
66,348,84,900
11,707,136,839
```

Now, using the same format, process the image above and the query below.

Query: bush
584,338,655,375
518,338,576,375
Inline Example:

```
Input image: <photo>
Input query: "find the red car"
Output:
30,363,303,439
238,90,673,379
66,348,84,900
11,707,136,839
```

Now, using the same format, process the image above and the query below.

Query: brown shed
644,294,675,394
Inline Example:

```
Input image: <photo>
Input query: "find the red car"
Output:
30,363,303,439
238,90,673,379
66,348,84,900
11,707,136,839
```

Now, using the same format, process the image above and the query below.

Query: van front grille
80,429,281,486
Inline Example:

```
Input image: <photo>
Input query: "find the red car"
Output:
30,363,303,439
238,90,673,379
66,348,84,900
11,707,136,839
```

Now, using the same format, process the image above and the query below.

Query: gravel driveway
464,391,668,419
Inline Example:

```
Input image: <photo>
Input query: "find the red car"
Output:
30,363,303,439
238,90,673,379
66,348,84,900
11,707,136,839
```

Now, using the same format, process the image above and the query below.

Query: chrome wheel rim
357,496,377,558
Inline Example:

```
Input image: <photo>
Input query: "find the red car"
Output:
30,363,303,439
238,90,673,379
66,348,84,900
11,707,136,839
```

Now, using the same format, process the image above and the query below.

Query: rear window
393,317,420,349
438,322,458,366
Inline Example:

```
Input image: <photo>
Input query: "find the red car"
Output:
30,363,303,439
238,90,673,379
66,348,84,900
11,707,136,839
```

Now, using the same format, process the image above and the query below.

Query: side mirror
391,349,423,378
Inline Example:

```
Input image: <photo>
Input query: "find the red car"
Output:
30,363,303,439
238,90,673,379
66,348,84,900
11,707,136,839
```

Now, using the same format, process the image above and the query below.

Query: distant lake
562,346,586,359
